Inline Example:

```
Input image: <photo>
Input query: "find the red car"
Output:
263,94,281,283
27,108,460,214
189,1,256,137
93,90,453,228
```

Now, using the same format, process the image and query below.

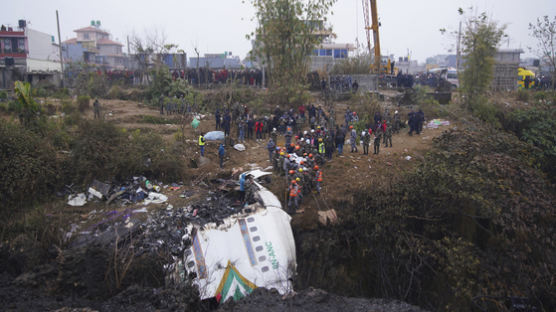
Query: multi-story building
63,21,126,69
0,22,27,88
1,20,62,89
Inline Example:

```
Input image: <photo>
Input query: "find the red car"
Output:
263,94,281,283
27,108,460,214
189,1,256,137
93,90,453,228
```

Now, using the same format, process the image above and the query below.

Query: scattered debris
234,144,246,151
318,209,338,225
67,193,87,206
425,119,451,129
143,192,168,205
405,156,412,161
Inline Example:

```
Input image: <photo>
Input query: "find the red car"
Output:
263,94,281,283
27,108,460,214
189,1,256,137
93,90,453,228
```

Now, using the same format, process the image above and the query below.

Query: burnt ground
0,91,455,311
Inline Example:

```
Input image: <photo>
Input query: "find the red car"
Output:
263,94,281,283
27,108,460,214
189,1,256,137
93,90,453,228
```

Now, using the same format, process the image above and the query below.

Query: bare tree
529,16,556,88
130,28,178,84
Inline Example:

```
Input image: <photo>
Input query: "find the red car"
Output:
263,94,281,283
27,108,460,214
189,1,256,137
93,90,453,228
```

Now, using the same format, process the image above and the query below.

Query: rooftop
74,26,109,35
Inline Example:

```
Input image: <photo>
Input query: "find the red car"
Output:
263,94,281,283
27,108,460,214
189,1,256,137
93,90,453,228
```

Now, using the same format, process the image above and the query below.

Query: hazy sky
2,0,555,63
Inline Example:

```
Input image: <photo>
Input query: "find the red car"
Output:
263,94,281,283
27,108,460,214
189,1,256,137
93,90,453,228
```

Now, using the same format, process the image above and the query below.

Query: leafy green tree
14,81,42,129
529,16,556,89
460,12,505,111
249,0,336,107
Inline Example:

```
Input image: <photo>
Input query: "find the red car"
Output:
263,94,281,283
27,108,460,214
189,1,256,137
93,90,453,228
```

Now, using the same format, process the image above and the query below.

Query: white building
26,28,61,73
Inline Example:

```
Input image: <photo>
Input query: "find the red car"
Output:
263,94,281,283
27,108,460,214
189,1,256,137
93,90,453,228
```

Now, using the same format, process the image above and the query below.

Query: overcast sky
2,0,555,63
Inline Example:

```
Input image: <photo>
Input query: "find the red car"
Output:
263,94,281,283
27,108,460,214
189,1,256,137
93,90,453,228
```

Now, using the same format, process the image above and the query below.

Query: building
0,22,27,88
63,21,127,69
310,42,356,72
189,52,242,69
1,20,61,89
307,20,355,72
492,49,522,91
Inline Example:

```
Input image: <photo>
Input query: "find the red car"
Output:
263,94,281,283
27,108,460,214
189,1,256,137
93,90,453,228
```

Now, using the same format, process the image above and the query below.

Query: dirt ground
73,94,455,230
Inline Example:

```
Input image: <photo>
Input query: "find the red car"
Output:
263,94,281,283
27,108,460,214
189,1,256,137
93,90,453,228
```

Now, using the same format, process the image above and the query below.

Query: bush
502,106,556,182
297,127,556,310
107,85,124,100
516,89,530,102
471,100,501,127
77,95,90,112
0,90,7,100
0,121,59,212
61,100,76,115
70,120,185,184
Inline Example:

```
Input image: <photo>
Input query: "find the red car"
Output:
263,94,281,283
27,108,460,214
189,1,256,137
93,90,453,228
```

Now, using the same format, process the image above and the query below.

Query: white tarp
205,131,225,141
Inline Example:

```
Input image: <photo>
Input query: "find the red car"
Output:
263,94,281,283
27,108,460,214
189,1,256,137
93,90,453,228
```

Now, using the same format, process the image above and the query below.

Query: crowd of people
199,101,419,214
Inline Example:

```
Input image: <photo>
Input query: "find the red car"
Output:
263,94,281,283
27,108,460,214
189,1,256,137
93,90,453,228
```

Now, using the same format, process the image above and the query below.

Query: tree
14,81,42,129
130,29,178,85
529,16,556,88
460,12,505,111
249,0,336,107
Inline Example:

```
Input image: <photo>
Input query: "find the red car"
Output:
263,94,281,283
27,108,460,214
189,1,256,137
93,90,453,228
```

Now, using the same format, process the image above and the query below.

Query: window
18,39,25,53
334,49,347,59
4,38,12,53
84,33,89,40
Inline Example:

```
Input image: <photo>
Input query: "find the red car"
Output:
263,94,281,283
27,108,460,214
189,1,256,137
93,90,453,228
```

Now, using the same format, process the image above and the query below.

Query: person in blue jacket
218,144,225,168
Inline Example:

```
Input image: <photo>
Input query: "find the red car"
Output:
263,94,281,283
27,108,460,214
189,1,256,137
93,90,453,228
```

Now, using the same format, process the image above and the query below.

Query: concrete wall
351,74,378,92
98,44,120,56
26,28,59,61
26,58,60,72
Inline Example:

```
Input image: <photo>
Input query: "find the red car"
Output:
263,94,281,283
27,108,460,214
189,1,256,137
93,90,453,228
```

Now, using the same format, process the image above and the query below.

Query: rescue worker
267,138,276,163
384,122,393,148
283,155,292,180
373,129,382,155
271,128,278,143
362,130,370,155
288,180,299,213
393,110,401,134
350,125,358,153
318,138,325,156
93,98,101,119
285,127,293,146
198,133,206,157
314,165,323,193
218,143,225,168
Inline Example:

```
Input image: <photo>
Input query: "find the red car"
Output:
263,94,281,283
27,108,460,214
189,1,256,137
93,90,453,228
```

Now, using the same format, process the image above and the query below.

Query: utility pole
194,47,200,88
126,35,130,55
56,10,64,87
456,21,462,73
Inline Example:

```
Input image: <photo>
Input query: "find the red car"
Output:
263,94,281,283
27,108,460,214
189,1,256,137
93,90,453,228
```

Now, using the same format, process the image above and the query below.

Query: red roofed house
63,21,126,69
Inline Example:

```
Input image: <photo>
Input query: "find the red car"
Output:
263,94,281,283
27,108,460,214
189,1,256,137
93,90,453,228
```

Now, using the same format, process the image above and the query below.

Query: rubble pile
217,287,428,312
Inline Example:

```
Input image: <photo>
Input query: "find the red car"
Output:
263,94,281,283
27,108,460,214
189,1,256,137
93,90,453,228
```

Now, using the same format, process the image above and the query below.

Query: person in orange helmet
288,179,299,213
314,165,323,193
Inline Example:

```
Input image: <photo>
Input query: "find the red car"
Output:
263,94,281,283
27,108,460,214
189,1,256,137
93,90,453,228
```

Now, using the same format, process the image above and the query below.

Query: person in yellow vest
198,134,206,157
318,138,325,155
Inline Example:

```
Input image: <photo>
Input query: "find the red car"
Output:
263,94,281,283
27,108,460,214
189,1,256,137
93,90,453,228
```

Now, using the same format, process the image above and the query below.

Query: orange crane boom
362,0,381,73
